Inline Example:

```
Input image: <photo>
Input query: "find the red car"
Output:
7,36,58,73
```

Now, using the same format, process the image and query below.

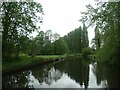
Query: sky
34,0,97,46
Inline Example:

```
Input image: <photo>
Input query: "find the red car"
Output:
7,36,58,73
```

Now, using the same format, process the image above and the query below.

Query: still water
2,56,120,89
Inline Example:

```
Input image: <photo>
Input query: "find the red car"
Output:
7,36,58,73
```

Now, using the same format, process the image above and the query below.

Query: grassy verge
2,55,65,73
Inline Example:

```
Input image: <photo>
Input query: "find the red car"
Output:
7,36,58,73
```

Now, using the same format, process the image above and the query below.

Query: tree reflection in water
92,62,120,89
2,71,34,89
2,56,120,89
54,56,90,89
31,66,62,85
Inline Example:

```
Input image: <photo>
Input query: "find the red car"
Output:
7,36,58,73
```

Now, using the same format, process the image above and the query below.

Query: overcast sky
35,0,97,46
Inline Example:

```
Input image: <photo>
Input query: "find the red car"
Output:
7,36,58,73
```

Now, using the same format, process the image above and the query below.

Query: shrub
82,47,93,58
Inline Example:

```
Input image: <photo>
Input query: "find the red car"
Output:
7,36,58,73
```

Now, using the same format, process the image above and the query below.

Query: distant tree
29,30,61,55
91,25,101,50
54,38,69,55
45,30,53,43
19,35,31,55
30,31,45,56
81,47,93,58
52,33,60,42
63,25,89,53
81,23,89,48
63,27,82,53
42,30,54,55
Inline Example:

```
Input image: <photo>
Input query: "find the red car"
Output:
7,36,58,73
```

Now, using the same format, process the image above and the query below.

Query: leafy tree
80,2,120,66
1,2,43,61
29,37,41,57
63,27,82,53
81,23,89,48
19,35,31,55
81,47,93,58
91,25,102,50
42,30,54,55
63,24,89,53
52,33,60,42
29,30,61,55
45,30,53,43
53,38,69,55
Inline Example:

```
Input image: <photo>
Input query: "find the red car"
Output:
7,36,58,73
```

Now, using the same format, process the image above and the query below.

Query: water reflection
2,71,34,89
53,56,90,89
92,62,120,88
2,56,120,89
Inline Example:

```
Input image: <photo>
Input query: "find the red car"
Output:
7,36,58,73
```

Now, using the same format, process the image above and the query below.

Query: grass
2,55,65,73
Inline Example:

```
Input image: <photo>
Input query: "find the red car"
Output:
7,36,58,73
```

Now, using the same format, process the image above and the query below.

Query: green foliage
82,48,93,58
63,24,89,53
29,30,61,55
28,29,70,55
82,23,89,48
91,26,102,50
3,55,65,72
80,2,120,66
1,2,43,61
95,26,120,65
53,38,69,55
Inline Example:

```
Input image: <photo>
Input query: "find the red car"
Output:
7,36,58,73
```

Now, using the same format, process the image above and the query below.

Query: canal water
2,56,120,89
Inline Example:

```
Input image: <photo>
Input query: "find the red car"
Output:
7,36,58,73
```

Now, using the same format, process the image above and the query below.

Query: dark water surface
2,56,120,89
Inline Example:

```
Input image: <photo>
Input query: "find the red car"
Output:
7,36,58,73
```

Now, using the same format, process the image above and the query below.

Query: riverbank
2,55,65,75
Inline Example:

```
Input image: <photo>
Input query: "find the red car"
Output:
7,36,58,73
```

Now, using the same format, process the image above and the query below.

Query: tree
53,38,69,55
63,27,82,53
80,2,120,66
81,23,89,48
29,30,61,55
91,25,102,50
45,30,53,43
1,2,43,61
35,31,45,55
63,25,89,53
52,33,60,42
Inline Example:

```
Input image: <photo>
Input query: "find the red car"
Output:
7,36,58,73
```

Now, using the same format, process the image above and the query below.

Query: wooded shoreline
2,55,65,76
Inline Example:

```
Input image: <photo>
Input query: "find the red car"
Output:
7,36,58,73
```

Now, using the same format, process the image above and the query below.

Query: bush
82,47,93,58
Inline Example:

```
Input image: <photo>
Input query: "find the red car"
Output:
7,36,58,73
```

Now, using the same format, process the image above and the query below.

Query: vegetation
80,2,120,67
1,1,120,74
63,24,89,53
1,2,43,61
1,1,120,89
3,55,65,72
1,2,90,64
81,48,93,58
29,30,69,56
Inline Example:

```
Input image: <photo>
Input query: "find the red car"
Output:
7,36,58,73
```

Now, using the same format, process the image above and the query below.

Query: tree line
80,2,120,67
1,2,91,62
63,24,89,53
24,25,90,56
29,30,68,56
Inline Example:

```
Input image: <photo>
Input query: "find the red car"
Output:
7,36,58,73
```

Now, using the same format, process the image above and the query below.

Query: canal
2,56,120,89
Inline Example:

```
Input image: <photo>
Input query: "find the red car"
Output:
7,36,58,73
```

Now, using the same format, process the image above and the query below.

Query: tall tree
81,23,89,48
80,2,120,66
91,25,101,50
53,38,69,55
63,25,89,53
1,2,43,61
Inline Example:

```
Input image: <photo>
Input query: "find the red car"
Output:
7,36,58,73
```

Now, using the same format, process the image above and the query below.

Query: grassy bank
3,55,65,74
